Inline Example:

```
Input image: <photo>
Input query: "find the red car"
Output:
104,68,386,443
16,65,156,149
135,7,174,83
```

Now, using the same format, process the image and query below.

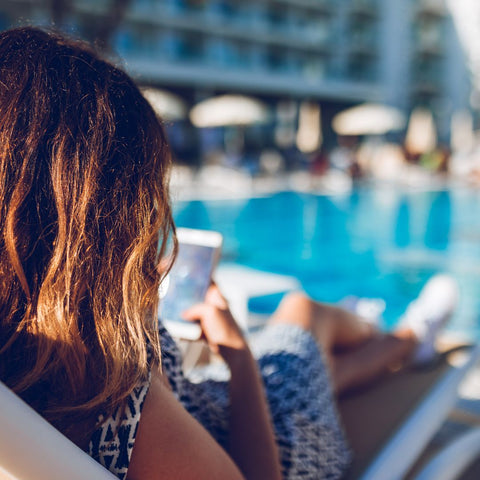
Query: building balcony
132,0,335,21
415,0,448,19
75,2,335,55
413,21,446,56
270,0,335,15
2,0,336,55
346,64,378,83
348,44,378,59
348,0,379,20
73,0,110,9
347,27,379,55
414,40,445,58
411,68,444,97
115,25,333,78
123,54,383,102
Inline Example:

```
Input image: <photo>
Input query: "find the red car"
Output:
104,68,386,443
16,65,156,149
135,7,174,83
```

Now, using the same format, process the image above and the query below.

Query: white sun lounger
214,264,480,480
340,344,480,480
0,348,478,480
1,264,478,480
0,381,115,480
413,426,480,480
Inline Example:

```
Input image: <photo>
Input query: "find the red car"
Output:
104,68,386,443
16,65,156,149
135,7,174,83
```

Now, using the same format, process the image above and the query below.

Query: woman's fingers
181,283,249,361
181,301,246,354
205,283,228,309
181,303,208,321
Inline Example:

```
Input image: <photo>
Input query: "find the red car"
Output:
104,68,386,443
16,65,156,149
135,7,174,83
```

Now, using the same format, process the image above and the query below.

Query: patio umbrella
141,87,188,121
451,109,474,153
332,103,406,136
405,107,437,155
296,101,323,153
189,94,269,128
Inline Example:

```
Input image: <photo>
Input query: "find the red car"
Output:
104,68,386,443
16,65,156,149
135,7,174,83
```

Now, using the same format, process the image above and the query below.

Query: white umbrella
141,87,188,121
451,110,474,153
296,101,322,153
405,107,437,155
190,94,269,128
332,103,406,136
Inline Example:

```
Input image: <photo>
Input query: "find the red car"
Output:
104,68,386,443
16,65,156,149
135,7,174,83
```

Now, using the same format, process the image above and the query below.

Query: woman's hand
182,284,248,363
183,284,282,480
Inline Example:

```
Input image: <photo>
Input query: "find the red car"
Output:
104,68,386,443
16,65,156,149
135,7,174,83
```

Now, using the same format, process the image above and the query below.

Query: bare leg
270,292,377,353
332,330,416,395
269,292,417,395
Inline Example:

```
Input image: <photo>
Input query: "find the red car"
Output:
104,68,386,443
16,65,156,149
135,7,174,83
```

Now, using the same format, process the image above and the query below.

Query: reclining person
0,27,458,480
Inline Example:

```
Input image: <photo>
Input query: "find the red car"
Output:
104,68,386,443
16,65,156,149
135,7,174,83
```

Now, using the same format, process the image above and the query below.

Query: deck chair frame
356,345,480,480
0,381,115,480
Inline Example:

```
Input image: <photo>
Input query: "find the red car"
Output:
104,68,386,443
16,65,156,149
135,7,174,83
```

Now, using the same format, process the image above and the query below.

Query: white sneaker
399,274,459,365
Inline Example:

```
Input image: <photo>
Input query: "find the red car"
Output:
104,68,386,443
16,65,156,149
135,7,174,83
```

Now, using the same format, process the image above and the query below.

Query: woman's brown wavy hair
0,27,176,437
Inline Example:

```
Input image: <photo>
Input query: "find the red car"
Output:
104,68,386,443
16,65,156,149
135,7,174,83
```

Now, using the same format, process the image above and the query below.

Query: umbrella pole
224,126,245,168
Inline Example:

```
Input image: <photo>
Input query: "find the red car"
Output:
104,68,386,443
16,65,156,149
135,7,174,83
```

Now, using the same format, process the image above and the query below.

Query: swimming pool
174,186,480,339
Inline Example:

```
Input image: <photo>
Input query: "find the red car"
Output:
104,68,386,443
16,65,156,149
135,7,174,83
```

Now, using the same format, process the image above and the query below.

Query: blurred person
0,27,459,480
309,147,329,176
357,141,406,181
329,135,358,172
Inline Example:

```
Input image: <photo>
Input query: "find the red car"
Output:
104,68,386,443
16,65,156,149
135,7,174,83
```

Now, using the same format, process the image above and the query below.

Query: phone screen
159,242,217,327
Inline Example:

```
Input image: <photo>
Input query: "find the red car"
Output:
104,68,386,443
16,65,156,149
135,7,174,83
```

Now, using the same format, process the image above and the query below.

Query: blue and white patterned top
89,322,351,480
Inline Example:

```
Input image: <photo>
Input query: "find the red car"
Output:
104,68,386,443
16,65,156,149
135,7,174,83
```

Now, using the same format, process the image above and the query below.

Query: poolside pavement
170,164,454,202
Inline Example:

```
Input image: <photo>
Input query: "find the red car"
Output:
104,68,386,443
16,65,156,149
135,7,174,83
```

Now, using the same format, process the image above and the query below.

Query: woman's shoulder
126,371,245,480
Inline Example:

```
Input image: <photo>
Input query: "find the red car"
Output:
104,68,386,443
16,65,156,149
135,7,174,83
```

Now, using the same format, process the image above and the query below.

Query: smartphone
158,228,223,340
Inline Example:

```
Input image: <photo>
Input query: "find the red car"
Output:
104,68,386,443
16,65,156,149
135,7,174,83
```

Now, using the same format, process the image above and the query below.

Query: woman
0,27,457,480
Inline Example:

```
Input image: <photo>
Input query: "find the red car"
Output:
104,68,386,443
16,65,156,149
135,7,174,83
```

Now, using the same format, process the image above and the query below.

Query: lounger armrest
0,381,116,480
358,344,480,480
450,397,480,426
413,427,480,480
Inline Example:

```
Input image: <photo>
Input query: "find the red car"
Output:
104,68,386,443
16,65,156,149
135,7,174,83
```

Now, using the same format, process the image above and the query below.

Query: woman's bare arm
128,284,282,480
224,345,283,480
183,285,282,480
127,371,245,480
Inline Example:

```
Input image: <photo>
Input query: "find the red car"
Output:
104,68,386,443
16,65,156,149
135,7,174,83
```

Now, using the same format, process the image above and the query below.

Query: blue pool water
174,187,480,339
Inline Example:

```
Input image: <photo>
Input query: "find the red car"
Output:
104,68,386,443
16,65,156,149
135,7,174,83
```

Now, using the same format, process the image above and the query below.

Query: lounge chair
339,344,480,479
413,426,480,480
0,348,478,480
1,264,479,479
216,264,480,480
0,381,115,480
